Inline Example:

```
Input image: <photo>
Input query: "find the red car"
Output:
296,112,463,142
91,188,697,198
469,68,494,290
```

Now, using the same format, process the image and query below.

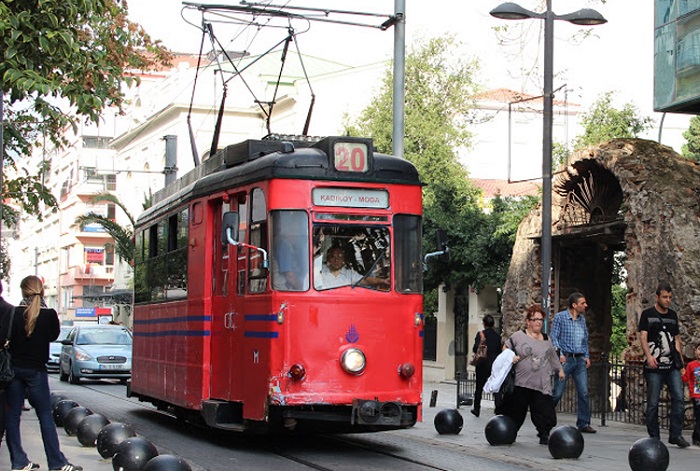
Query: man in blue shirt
551,292,596,433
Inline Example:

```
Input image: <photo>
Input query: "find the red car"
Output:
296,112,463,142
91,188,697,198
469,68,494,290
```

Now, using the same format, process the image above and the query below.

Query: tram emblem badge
345,324,360,343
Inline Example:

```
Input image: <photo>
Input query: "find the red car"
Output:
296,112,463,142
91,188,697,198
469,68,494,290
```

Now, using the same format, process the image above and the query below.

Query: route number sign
334,142,369,173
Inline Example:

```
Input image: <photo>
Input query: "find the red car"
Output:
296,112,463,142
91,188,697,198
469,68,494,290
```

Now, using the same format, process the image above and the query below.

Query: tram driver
315,246,390,290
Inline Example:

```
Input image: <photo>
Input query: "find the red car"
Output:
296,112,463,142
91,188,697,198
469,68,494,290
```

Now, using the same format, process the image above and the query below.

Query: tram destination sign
312,188,389,208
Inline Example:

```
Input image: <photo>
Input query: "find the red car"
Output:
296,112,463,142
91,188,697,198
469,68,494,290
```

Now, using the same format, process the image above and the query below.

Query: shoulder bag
0,307,16,389
470,331,488,366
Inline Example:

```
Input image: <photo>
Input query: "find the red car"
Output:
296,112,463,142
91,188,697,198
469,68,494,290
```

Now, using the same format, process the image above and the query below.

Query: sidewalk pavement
0,411,114,471
0,380,698,471
417,380,700,471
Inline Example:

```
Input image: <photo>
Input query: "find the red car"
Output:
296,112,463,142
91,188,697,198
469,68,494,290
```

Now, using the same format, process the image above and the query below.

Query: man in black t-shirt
638,282,689,448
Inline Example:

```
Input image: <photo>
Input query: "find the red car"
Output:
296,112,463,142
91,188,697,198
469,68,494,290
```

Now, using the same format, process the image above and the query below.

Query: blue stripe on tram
134,330,211,337
244,331,279,338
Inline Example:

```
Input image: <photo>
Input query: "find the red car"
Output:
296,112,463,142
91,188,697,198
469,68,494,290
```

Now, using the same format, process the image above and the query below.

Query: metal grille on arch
555,162,623,229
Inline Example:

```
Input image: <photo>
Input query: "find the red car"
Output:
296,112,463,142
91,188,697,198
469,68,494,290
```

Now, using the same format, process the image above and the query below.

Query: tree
74,193,135,264
681,115,700,162
573,91,653,150
609,284,628,357
346,35,529,294
0,0,171,227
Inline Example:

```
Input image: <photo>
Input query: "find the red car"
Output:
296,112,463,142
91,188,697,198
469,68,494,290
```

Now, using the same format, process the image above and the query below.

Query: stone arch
501,138,700,360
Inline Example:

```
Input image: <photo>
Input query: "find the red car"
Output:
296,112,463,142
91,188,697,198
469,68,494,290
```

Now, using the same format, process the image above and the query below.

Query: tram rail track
51,379,531,471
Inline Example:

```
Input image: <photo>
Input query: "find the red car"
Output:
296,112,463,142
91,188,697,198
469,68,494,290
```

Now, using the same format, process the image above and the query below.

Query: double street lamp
490,1,606,327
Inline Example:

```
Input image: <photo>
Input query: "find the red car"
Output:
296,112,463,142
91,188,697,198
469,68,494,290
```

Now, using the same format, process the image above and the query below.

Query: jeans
551,356,591,430
0,388,6,442
644,368,685,440
692,398,700,443
6,367,67,470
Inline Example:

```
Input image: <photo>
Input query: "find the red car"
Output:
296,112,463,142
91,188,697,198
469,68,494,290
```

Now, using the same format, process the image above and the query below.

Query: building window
105,245,115,265
82,285,105,308
61,286,74,310
82,136,112,149
85,247,105,265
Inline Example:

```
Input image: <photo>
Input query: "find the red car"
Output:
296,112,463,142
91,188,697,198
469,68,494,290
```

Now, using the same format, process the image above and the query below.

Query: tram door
210,197,245,401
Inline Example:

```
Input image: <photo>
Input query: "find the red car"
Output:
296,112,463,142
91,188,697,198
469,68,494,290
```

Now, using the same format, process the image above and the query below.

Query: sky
127,1,691,147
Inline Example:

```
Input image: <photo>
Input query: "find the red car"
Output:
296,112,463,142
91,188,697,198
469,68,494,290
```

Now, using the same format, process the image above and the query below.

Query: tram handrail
226,227,269,268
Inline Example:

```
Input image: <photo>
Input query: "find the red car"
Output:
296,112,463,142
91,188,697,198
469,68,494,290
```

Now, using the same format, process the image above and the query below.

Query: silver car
47,326,72,372
59,324,132,384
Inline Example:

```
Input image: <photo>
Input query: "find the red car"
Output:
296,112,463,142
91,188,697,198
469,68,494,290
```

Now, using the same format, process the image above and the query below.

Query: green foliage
464,195,538,290
553,141,571,170
347,34,533,293
74,193,135,264
0,0,171,226
610,284,628,357
573,92,653,150
423,288,438,317
0,243,9,280
681,115,700,162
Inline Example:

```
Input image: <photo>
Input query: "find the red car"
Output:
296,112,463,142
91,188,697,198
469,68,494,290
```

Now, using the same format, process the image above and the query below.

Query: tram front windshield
312,224,390,291
271,211,422,293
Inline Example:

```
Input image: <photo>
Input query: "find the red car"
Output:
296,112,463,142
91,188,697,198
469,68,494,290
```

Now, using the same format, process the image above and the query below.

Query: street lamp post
490,1,606,330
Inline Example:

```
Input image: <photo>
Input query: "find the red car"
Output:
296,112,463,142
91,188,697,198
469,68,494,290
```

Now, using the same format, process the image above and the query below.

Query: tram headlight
340,348,366,375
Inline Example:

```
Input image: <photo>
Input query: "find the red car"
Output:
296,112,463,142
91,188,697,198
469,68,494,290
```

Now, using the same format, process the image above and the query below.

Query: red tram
129,136,424,433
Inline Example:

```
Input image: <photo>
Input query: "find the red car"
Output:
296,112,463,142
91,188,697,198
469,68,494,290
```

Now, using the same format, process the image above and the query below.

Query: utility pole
392,0,405,159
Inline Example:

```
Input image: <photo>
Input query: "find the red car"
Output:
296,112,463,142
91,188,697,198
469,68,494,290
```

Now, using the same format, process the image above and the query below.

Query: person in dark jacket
4,276,82,471
0,280,13,445
471,314,502,417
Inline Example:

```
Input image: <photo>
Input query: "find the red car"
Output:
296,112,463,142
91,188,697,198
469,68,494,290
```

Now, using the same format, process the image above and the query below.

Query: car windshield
76,328,132,346
55,327,71,342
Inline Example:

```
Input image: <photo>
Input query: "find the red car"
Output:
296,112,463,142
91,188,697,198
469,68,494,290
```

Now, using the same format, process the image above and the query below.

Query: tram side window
248,188,268,293
149,223,166,300
236,197,247,295
394,214,423,293
271,211,309,291
213,200,231,296
134,208,190,304
134,230,149,303
165,209,189,299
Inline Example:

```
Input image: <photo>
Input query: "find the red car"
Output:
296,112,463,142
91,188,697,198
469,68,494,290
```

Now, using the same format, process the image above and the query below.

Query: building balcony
74,230,113,244
69,264,115,282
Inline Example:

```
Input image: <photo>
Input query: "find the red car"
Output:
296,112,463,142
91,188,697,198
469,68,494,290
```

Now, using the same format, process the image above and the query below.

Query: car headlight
74,348,93,361
340,348,366,374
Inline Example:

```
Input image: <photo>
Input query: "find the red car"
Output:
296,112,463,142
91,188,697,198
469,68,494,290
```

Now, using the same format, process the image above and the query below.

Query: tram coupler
351,399,403,426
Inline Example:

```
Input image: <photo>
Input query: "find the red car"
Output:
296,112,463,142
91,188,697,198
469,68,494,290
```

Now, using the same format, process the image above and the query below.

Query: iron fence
457,354,693,431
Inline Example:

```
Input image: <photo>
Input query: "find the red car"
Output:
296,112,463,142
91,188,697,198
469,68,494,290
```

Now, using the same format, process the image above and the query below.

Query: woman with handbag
470,314,502,417
4,276,82,471
499,304,565,445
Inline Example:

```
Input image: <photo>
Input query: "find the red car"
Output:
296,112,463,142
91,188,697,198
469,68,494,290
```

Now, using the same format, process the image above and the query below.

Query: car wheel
68,363,80,384
59,365,68,382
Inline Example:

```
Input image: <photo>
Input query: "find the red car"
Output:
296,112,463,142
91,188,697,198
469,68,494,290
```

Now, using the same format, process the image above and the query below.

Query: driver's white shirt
316,265,363,289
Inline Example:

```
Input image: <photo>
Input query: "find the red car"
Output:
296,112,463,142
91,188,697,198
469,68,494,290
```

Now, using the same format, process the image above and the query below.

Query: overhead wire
178,1,393,162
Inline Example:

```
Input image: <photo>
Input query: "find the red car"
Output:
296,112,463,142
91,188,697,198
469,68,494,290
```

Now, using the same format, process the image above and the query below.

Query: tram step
201,400,244,430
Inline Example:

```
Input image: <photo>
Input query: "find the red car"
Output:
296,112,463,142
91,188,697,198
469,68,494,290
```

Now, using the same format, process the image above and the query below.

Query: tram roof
136,136,421,226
